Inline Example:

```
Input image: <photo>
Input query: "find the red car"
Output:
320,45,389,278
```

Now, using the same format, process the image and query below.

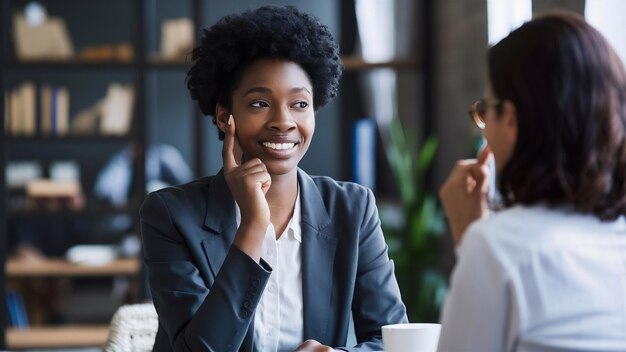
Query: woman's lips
261,142,296,150
259,141,300,158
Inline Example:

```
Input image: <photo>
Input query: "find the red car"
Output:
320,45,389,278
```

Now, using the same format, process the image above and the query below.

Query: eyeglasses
468,98,500,129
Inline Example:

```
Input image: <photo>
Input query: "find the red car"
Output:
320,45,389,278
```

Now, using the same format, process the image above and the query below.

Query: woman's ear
215,104,230,133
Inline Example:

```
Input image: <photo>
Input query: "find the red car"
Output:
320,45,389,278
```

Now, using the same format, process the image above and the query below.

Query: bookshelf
0,0,201,349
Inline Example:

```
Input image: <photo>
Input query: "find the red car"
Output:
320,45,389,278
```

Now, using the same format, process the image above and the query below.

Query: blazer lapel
202,169,255,352
298,169,338,343
202,169,237,279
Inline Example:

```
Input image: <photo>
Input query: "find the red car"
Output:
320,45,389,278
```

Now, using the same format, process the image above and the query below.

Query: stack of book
4,82,69,136
72,83,134,136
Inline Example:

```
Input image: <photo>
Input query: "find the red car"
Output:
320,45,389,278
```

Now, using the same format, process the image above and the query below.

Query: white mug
382,323,441,352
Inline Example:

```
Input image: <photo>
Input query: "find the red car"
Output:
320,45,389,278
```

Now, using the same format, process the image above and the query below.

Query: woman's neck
266,169,298,207
265,169,298,237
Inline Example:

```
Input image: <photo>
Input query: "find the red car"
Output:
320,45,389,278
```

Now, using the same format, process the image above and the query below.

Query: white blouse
438,205,626,352
236,189,304,352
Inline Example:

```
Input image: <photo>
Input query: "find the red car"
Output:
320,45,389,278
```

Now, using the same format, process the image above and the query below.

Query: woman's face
482,84,517,173
229,58,315,177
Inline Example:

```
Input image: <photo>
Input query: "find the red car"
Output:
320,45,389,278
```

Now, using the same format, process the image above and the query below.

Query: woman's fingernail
228,115,232,126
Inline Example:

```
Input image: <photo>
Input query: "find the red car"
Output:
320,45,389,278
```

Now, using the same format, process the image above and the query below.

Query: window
487,0,532,45
585,0,626,64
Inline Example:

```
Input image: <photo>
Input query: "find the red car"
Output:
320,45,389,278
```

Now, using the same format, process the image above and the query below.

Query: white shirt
438,205,626,352
235,189,304,352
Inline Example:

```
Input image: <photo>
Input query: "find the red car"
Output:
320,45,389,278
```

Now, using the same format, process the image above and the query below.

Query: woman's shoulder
464,205,566,247
142,175,217,211
308,174,371,196
461,204,625,265
150,175,213,197
468,204,620,239
455,206,552,277
301,172,375,218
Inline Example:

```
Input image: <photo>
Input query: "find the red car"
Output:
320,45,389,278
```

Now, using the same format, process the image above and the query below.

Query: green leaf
416,136,437,180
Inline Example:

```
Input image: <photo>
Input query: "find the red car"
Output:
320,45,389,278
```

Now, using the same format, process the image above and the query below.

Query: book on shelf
161,18,194,59
69,82,134,136
9,89,19,134
42,84,70,136
7,290,29,328
41,84,51,134
352,118,377,191
6,82,36,136
79,42,134,62
100,83,134,136
20,82,36,135
25,178,85,210
13,12,74,60
53,86,70,135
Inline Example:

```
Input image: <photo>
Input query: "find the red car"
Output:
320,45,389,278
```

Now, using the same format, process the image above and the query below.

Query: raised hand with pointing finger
220,114,271,262
438,145,493,245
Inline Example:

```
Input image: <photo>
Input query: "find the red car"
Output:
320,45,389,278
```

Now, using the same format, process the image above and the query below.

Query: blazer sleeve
342,188,409,351
140,191,272,352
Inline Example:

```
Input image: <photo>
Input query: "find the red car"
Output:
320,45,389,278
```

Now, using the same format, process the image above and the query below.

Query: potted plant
379,117,447,322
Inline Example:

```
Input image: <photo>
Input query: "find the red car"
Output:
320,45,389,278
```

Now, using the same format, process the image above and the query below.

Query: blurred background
0,0,624,350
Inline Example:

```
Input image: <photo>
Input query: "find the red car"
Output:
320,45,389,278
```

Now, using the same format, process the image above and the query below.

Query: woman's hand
439,146,492,246
223,115,271,261
293,339,337,352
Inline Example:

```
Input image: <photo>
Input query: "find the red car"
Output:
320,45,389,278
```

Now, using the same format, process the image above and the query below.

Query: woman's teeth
262,142,295,150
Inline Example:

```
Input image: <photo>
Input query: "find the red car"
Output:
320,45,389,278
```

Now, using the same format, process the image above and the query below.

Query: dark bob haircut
489,11,626,220
186,5,343,140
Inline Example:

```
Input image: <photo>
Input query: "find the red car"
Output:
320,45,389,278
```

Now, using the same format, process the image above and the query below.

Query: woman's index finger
222,114,239,170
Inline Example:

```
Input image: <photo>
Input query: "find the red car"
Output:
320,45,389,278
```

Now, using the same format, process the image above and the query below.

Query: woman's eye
293,101,309,109
250,101,269,108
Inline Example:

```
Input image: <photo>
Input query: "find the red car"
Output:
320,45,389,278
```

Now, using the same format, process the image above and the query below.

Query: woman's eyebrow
242,86,272,96
242,86,312,96
291,87,312,96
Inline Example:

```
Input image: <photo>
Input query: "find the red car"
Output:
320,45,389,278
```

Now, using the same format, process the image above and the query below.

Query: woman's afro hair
186,5,343,120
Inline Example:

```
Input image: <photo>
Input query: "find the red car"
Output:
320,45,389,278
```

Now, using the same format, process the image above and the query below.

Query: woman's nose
268,107,296,131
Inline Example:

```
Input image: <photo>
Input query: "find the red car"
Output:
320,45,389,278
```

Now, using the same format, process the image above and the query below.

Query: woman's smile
229,58,315,176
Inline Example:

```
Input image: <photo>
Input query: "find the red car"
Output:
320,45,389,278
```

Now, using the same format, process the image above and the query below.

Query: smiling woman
215,59,315,180
140,5,407,352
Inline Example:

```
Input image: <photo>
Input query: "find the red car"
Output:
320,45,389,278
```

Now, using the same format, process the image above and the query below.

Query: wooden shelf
147,56,190,69
4,135,134,143
7,57,192,70
5,56,418,71
6,59,134,70
6,257,141,278
342,56,419,70
7,325,109,349
7,204,138,217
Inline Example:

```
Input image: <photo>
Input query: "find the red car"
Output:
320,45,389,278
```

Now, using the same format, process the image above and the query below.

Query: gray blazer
140,168,407,352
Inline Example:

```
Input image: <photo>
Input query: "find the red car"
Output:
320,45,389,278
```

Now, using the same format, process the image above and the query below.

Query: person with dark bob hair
438,11,626,352
140,5,407,352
